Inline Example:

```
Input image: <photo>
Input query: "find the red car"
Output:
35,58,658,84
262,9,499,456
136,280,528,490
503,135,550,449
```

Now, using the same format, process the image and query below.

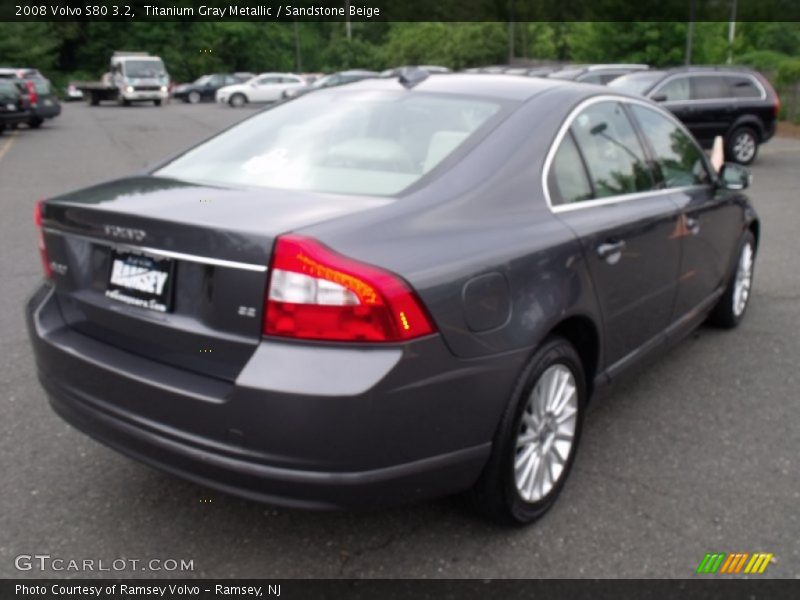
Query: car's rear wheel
726,126,759,165
229,93,247,108
471,336,586,525
154,99,162,107
188,91,201,104
708,231,756,328
28,117,43,129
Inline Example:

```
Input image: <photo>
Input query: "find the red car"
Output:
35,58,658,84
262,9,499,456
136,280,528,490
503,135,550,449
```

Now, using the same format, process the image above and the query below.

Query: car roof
328,72,603,102
663,65,757,75
338,70,378,76
255,72,301,78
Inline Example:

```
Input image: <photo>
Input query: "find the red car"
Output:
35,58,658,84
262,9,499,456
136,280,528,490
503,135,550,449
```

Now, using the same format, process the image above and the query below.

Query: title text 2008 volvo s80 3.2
26,71,758,524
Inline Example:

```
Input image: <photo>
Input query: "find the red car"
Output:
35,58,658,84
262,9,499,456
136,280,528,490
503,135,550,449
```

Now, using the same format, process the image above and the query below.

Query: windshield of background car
125,60,166,78
156,91,505,196
194,75,212,85
608,72,664,95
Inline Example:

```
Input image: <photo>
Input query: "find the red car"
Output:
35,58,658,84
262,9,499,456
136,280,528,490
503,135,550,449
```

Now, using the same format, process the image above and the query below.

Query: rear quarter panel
303,89,604,363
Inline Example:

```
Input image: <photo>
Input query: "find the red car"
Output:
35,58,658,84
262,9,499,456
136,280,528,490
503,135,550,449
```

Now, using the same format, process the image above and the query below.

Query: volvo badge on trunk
104,225,146,242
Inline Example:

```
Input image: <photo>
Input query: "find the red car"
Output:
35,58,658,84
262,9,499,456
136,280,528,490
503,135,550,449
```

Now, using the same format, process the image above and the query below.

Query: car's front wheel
472,336,586,525
229,93,247,108
708,230,756,328
28,117,43,129
727,126,759,165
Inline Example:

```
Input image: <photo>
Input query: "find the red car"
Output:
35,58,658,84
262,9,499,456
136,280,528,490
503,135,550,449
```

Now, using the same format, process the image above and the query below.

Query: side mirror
651,93,667,102
719,163,751,191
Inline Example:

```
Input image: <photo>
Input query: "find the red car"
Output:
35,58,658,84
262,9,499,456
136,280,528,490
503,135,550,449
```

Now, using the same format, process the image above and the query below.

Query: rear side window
33,80,50,94
550,133,592,206
631,104,710,188
568,101,652,198
691,76,729,100
725,75,763,98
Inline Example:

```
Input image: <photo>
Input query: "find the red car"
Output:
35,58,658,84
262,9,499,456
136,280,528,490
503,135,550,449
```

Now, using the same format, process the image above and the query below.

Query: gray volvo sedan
27,72,758,524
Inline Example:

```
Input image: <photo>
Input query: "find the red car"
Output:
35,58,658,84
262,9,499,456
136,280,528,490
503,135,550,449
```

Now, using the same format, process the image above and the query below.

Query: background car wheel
187,91,201,104
471,336,586,525
726,127,759,165
229,93,247,108
708,231,756,329
28,118,43,129
0,124,5,135
154,99,162,106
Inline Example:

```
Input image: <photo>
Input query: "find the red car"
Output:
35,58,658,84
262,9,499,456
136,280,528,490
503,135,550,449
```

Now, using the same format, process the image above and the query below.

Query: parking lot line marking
0,130,18,163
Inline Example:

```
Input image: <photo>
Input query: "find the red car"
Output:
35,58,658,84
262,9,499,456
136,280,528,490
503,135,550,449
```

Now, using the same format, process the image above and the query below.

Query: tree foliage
0,20,797,88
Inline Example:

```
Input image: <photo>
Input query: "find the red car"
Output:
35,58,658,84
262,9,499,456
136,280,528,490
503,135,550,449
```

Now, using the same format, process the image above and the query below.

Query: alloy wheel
514,364,578,503
733,242,754,317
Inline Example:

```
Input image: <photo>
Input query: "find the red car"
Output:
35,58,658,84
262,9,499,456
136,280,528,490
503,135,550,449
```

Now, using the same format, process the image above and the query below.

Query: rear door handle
597,240,627,263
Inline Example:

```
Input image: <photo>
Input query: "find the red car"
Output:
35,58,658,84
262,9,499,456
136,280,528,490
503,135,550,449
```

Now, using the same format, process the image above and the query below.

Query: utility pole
508,1,515,64
294,20,302,73
685,0,696,65
345,1,352,41
727,0,738,64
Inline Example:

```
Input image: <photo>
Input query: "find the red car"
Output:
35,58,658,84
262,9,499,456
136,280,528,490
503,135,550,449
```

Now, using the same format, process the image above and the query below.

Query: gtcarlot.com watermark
14,553,194,573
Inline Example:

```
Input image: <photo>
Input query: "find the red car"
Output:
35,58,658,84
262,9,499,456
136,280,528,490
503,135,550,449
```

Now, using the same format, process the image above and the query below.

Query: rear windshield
608,72,664,95
157,91,504,196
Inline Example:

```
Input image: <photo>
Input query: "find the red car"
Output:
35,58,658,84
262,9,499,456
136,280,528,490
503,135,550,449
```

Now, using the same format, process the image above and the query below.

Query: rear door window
569,101,653,198
691,76,729,100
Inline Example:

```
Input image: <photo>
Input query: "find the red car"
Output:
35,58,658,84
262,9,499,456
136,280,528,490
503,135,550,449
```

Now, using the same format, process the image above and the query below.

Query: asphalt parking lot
1,101,798,579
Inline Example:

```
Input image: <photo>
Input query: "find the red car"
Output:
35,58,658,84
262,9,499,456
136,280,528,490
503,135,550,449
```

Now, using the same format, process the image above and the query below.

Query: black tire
28,117,43,129
229,93,247,108
88,93,99,106
471,336,586,525
726,126,759,165
154,99,162,106
707,230,756,329
0,124,5,135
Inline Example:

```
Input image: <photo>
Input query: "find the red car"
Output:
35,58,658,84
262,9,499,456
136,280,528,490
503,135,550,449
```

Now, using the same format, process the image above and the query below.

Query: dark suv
0,68,61,128
0,78,31,134
610,66,780,164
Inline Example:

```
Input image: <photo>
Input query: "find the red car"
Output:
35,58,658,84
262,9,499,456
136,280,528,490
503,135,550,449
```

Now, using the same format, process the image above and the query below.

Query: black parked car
547,64,649,85
172,73,253,104
0,68,61,128
609,66,780,164
28,74,759,524
0,78,31,134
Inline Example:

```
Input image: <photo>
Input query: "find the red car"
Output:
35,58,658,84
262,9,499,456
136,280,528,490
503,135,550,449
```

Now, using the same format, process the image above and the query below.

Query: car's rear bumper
0,110,31,126
32,102,61,120
27,284,524,509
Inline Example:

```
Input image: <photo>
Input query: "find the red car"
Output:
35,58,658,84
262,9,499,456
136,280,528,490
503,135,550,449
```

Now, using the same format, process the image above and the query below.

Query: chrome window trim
44,227,268,272
542,94,711,214
651,71,767,104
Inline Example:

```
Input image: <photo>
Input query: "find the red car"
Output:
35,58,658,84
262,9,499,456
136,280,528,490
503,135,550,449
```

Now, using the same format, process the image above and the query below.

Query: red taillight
264,235,436,342
26,80,38,107
33,200,52,279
